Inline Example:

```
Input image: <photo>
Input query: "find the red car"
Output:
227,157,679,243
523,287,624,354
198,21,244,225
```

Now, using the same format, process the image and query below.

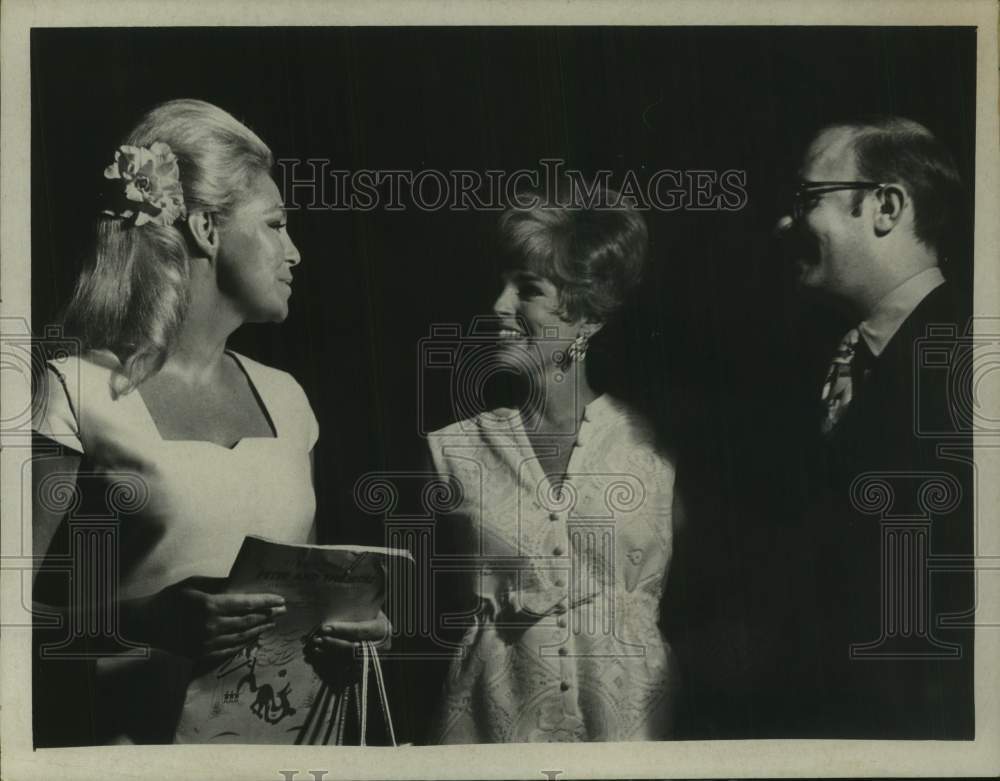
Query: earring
567,333,589,363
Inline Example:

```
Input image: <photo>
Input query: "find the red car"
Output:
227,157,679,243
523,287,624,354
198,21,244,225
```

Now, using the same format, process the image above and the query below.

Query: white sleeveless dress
33,349,318,744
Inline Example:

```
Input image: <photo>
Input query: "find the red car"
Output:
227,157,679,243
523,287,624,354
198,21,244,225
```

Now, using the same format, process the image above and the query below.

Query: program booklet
175,535,413,744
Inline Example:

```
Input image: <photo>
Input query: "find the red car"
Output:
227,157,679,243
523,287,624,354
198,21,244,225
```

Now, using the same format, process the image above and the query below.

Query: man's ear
872,184,906,237
186,210,220,260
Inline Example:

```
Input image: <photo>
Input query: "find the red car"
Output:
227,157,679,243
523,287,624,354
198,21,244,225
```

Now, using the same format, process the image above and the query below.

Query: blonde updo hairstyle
64,99,273,393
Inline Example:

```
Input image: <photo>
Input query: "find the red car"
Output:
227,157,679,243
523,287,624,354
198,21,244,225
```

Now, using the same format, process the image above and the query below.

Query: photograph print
5,4,996,774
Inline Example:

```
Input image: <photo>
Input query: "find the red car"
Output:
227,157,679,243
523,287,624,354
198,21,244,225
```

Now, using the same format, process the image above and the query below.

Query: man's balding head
816,117,961,256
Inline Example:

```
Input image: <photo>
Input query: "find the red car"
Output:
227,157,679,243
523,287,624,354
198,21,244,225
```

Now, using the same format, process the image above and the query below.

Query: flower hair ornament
102,141,186,227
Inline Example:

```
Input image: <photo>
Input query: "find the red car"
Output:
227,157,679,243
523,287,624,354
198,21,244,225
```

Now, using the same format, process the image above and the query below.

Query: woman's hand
127,576,285,666
302,611,392,687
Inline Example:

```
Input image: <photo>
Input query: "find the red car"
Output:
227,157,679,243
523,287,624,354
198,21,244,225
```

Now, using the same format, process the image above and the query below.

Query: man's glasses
790,181,887,220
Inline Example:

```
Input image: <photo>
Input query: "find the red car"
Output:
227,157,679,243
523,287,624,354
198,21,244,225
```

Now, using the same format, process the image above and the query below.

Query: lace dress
426,394,678,743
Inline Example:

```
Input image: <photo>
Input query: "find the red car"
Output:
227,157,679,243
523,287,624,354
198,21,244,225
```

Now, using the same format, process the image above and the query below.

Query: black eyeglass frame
791,180,889,220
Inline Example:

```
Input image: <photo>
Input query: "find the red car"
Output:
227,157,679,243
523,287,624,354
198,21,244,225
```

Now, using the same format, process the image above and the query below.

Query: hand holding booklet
176,535,413,744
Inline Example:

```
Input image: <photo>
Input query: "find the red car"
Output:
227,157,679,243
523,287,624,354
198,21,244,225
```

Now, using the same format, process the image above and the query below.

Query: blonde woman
32,100,386,745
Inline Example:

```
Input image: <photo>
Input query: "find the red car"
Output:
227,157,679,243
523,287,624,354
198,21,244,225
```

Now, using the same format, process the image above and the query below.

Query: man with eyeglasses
773,116,973,738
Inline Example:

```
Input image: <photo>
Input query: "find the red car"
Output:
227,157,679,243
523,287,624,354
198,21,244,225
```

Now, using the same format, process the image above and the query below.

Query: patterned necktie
820,327,860,435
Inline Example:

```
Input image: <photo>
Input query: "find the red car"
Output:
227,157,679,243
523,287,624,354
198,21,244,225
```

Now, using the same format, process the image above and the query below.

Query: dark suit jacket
801,280,974,738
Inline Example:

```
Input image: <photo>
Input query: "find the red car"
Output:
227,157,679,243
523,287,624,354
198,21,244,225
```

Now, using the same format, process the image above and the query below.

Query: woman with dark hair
427,187,681,743
31,99,386,745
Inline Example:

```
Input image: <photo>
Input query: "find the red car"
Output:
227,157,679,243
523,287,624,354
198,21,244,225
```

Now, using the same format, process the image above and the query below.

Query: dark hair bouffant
497,183,648,325
497,182,651,400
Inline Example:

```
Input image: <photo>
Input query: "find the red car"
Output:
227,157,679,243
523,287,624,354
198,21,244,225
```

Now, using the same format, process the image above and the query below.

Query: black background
31,26,976,740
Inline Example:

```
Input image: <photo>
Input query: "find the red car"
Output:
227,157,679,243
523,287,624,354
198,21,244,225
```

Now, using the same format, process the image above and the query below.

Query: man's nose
773,214,795,237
